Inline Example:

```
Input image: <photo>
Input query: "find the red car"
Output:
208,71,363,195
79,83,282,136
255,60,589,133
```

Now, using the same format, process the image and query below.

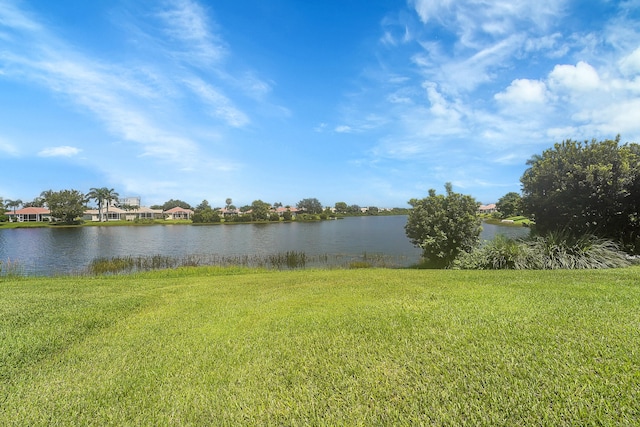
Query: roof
275,207,299,213
5,207,50,215
165,206,194,214
478,204,497,210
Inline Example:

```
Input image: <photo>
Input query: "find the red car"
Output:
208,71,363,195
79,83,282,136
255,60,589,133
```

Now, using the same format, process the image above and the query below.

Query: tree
297,198,323,214
405,183,482,268
103,188,119,221
250,200,271,221
521,136,640,252
192,200,221,223
334,202,348,213
347,204,361,214
225,198,233,210
282,209,293,221
23,196,46,208
495,192,522,218
43,189,87,223
162,199,192,211
86,187,108,222
5,199,22,217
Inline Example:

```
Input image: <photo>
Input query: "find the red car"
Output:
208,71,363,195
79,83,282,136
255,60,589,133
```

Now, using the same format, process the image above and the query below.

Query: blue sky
1,0,639,208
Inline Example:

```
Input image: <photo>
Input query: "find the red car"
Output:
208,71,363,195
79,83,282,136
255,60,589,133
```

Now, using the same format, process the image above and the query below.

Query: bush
524,232,631,269
455,232,631,270
405,183,482,268
454,235,530,270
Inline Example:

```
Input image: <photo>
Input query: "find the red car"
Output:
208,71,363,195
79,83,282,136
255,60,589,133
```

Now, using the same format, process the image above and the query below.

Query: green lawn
2,267,639,425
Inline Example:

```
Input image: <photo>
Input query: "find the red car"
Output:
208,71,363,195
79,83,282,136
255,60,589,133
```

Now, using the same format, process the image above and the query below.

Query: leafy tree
495,192,522,218
368,206,380,215
23,197,45,208
225,198,233,209
43,189,87,223
162,199,192,211
334,202,348,213
521,136,640,252
282,209,293,221
192,200,221,223
347,204,361,214
297,198,323,214
251,200,271,221
405,183,482,268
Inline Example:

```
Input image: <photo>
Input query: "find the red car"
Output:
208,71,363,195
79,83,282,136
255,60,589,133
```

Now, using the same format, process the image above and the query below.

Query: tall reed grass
87,251,408,275
0,259,23,277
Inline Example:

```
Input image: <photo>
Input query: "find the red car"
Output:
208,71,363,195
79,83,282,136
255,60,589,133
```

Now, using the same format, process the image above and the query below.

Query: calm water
0,216,529,275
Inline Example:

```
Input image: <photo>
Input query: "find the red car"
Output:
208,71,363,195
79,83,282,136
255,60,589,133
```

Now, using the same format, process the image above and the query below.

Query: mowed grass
1,267,639,425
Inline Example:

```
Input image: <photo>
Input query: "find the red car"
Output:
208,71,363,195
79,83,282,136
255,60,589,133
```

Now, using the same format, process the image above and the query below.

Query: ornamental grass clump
454,234,530,270
524,231,630,269
455,232,630,270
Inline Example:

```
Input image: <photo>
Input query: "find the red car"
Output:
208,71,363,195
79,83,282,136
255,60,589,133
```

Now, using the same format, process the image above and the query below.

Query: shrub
454,235,529,270
455,232,630,270
406,183,482,268
524,231,630,269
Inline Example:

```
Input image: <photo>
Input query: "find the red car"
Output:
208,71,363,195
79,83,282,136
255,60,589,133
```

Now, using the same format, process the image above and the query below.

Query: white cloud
410,0,453,25
620,46,640,76
156,0,225,65
38,146,81,157
495,79,547,105
314,123,328,132
548,61,600,92
183,78,249,127
0,137,19,156
410,0,566,47
335,125,353,133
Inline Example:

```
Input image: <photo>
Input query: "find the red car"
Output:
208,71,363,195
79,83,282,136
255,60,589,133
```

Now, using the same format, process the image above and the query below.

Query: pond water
0,216,529,275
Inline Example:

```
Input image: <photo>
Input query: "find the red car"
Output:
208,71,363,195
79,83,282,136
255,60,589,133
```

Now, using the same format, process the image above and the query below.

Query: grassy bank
2,267,639,425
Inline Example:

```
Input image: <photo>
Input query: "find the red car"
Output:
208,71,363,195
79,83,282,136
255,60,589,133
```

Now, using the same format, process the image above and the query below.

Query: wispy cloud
0,0,278,201
0,136,19,156
38,146,81,157
155,0,226,66
340,0,640,201
183,77,249,127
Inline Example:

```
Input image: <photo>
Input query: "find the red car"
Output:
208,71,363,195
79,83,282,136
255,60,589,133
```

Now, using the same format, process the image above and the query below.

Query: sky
1,0,640,209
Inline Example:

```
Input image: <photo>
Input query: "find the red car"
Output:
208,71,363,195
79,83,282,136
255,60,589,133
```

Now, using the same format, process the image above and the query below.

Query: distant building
478,203,498,214
4,207,52,222
119,196,141,207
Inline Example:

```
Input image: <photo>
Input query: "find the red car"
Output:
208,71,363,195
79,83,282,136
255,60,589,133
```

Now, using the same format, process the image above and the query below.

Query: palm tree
5,199,22,221
103,188,119,221
86,187,109,222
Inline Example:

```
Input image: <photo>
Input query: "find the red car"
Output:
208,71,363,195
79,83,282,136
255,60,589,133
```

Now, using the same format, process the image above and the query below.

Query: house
273,206,299,217
4,207,52,222
164,206,194,220
124,206,163,221
83,206,163,222
84,206,125,222
478,203,498,214
218,207,240,217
